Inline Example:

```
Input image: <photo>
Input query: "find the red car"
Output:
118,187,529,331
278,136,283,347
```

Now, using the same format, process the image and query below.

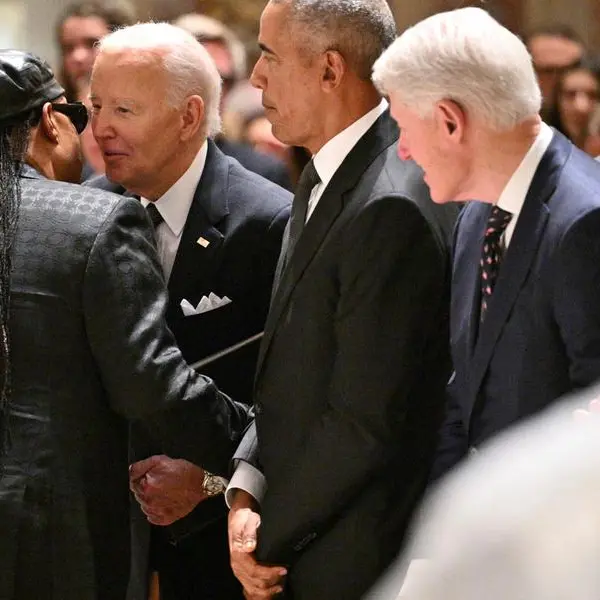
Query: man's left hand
129,454,207,525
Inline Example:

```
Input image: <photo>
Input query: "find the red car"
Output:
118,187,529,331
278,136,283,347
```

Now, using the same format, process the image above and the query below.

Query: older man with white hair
88,21,291,600
373,7,600,481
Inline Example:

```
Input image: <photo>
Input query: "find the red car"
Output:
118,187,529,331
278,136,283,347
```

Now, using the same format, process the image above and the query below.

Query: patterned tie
480,205,512,320
145,202,164,229
286,160,320,262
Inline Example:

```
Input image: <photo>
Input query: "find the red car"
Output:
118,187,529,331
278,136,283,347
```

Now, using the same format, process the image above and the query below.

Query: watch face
204,474,225,496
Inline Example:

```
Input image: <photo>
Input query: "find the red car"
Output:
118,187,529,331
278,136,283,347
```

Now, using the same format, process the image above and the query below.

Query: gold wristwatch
202,471,226,497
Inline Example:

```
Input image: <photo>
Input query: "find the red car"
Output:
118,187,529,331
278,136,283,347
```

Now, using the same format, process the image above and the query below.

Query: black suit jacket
235,112,457,599
0,168,248,600
433,131,600,478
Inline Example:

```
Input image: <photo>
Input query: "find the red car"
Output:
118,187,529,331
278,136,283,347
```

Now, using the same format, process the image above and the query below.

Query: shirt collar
312,99,388,189
496,122,553,220
141,141,208,237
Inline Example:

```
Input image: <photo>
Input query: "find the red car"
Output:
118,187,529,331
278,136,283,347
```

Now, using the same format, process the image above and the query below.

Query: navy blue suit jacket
433,131,600,478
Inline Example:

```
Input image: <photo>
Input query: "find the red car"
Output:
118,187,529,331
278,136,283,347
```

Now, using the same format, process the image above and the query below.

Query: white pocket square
180,293,232,316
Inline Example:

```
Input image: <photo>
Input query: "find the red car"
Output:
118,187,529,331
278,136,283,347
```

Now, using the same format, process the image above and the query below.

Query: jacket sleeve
82,196,250,475
554,207,600,388
257,195,452,564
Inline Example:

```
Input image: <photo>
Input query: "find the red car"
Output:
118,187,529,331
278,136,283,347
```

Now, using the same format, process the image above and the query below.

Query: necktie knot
145,202,164,229
285,160,320,263
295,161,321,206
485,205,512,238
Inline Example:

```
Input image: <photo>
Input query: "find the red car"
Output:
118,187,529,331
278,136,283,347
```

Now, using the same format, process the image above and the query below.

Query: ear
40,102,60,144
434,99,466,141
180,95,205,141
320,50,346,92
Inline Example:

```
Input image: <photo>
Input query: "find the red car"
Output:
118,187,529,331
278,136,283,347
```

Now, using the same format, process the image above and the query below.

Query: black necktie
145,202,164,230
286,160,320,261
480,205,512,320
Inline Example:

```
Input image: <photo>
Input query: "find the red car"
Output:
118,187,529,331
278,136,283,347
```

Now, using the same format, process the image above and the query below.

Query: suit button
254,402,264,415
469,446,478,457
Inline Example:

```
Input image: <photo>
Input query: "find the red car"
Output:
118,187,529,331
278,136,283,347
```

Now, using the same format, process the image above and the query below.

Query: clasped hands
129,454,207,526
228,489,287,599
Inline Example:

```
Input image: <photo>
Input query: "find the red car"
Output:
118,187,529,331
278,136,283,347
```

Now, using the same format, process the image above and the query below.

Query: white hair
372,7,542,131
97,22,222,136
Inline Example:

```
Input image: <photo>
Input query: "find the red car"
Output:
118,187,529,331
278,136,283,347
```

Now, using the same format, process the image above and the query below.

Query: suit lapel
167,140,229,317
255,111,399,379
465,132,572,420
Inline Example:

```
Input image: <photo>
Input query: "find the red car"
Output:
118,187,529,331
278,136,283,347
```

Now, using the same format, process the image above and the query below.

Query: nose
91,108,114,141
250,57,266,90
573,92,594,115
71,45,91,66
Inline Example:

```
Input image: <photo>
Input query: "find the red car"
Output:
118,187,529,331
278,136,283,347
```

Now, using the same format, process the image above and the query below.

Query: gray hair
372,7,542,131
173,13,247,82
270,0,396,80
97,22,222,136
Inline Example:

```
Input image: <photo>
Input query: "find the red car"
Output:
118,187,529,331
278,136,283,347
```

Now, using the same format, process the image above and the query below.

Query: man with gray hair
226,1,457,598
88,21,290,600
373,7,600,481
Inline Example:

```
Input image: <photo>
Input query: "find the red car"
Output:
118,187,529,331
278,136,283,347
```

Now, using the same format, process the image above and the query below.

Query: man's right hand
129,454,207,525
228,489,287,599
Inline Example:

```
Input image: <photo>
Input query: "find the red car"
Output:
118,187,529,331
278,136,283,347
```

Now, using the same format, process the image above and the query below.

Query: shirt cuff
225,460,267,508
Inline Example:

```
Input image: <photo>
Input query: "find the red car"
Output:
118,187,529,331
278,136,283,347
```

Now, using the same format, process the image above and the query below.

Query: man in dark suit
87,22,291,600
0,50,248,600
226,1,457,598
374,7,600,480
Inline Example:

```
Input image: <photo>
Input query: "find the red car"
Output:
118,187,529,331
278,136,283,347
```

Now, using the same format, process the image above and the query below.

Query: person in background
373,7,600,482
88,22,290,600
0,49,248,600
584,103,600,156
524,24,585,118
547,57,600,149
56,0,136,102
173,12,292,190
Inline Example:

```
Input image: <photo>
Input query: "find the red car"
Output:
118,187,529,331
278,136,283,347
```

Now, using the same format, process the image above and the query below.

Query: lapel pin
197,236,210,248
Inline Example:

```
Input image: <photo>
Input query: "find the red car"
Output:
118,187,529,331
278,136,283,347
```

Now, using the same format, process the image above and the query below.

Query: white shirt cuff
225,460,267,508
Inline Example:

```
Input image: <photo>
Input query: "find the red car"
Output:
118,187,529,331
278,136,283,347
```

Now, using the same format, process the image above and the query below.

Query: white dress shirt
141,142,208,280
225,100,389,508
496,122,553,248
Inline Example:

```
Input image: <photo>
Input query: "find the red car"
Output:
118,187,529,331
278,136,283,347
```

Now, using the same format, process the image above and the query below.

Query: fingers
230,551,286,598
230,508,261,553
129,454,166,483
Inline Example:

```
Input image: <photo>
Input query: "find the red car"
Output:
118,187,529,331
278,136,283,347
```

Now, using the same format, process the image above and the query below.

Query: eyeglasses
51,102,89,134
